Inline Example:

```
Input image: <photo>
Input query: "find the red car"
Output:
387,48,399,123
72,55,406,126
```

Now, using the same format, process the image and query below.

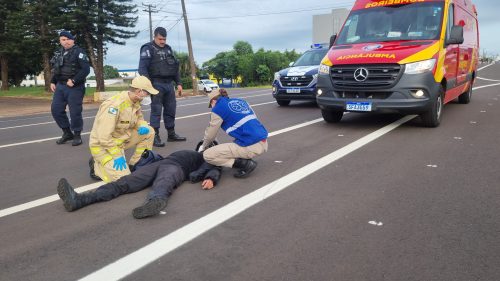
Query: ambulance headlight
274,72,281,81
319,64,330,75
405,59,436,74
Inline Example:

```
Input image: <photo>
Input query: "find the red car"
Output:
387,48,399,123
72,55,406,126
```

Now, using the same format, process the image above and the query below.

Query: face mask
140,96,152,106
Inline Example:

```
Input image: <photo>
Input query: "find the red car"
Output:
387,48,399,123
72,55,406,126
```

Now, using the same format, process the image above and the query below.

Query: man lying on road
57,150,221,219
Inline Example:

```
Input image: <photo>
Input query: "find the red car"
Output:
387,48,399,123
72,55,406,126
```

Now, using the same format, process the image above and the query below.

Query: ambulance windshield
336,3,444,45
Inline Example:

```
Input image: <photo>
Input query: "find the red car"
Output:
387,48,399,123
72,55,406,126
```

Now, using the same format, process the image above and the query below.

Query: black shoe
56,128,74,144
89,158,101,181
153,134,166,147
57,178,99,211
72,131,82,146
167,132,187,142
232,158,258,178
132,198,168,219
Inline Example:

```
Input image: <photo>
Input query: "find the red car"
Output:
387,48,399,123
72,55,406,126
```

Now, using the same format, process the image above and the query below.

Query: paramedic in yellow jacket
89,76,158,182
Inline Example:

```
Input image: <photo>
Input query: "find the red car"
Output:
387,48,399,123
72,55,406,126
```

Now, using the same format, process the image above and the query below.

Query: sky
105,0,500,70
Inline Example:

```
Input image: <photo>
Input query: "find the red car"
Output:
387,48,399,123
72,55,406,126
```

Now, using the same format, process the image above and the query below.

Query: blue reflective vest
212,97,268,147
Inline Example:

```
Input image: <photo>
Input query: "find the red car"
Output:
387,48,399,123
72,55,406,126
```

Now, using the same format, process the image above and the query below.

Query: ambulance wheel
420,86,444,128
458,80,473,104
276,100,291,106
322,109,343,123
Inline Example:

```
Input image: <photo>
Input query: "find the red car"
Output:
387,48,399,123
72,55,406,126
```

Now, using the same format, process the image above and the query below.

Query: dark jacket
161,150,221,185
50,45,90,85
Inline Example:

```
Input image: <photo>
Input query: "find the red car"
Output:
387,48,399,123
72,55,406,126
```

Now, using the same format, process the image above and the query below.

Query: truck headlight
319,64,330,75
274,72,281,81
404,59,436,74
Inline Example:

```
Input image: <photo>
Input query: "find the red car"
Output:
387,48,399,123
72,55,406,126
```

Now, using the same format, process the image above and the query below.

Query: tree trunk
83,33,104,92
0,55,8,91
39,13,51,92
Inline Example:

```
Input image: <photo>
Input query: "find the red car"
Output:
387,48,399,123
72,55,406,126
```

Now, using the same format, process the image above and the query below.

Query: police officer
88,76,156,183
200,89,268,178
57,150,222,219
138,27,186,147
50,30,90,146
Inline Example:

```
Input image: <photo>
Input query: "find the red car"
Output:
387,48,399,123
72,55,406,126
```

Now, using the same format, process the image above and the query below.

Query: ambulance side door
443,3,458,88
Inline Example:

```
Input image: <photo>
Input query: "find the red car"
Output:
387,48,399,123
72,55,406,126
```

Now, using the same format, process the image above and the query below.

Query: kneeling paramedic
88,76,156,183
57,150,221,219
200,89,268,178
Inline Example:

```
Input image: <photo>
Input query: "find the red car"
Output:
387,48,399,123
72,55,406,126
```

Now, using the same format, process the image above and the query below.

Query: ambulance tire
458,80,473,104
420,86,444,128
322,109,343,123
276,100,291,106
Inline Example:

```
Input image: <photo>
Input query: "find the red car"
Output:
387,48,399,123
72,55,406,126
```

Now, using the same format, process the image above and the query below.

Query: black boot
232,158,257,178
167,128,186,142
153,128,165,147
56,128,74,144
132,197,168,219
57,178,99,211
89,157,101,181
72,131,82,146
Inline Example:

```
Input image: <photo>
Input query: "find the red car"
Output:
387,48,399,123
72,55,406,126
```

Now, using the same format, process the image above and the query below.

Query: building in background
313,8,350,44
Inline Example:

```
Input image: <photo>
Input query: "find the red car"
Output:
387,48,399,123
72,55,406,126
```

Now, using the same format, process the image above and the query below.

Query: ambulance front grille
330,64,402,89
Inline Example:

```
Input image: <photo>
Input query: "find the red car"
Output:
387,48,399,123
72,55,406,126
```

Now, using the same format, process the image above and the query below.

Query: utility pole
181,0,198,94
142,3,158,42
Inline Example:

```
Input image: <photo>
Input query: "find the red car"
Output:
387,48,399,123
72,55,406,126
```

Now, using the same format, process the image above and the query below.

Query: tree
256,64,271,84
233,41,253,56
63,0,139,92
103,65,119,79
0,0,24,91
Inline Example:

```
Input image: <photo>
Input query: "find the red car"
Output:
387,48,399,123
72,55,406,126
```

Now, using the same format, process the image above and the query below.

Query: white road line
0,117,323,218
472,83,500,90
79,115,417,281
0,90,270,130
0,183,102,218
0,102,276,149
477,77,500,82
477,63,495,71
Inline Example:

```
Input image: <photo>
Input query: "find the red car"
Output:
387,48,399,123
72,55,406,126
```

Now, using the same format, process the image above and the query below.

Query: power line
142,3,159,41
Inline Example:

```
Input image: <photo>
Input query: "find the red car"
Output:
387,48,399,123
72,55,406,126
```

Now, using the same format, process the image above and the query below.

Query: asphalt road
1,64,499,281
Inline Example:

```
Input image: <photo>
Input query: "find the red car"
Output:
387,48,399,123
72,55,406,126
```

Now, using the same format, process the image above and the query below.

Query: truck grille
330,64,402,89
280,75,314,87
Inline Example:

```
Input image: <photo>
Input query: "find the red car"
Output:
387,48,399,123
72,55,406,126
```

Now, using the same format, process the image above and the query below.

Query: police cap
59,30,75,40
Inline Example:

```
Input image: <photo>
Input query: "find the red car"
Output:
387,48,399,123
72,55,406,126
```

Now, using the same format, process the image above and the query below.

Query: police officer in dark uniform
138,27,186,147
50,30,90,146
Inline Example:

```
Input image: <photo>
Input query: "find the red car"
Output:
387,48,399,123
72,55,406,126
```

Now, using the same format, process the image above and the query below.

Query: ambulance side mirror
446,25,464,45
329,34,337,48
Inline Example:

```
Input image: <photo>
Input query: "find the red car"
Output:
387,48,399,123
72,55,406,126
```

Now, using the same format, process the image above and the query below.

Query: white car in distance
198,79,220,93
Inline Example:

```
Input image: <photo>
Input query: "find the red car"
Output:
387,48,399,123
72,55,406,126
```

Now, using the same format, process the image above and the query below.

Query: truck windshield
336,3,444,45
293,49,329,66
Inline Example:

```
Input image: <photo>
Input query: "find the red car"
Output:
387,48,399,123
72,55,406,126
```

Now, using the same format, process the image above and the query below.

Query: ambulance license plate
286,88,301,94
346,101,372,112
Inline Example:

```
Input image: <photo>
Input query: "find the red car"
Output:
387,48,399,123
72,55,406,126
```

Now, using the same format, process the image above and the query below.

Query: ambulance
316,0,479,127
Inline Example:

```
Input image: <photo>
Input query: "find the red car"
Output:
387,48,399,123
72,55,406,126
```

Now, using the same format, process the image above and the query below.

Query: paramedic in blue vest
50,30,90,146
200,89,268,178
138,27,186,147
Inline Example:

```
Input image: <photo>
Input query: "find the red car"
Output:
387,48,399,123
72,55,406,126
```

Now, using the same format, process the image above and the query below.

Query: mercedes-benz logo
354,68,369,82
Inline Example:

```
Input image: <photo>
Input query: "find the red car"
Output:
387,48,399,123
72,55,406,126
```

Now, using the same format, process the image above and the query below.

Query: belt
152,77,174,83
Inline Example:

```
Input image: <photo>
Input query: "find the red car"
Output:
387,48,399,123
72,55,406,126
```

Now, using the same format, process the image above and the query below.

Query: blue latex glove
137,126,150,135
113,156,127,171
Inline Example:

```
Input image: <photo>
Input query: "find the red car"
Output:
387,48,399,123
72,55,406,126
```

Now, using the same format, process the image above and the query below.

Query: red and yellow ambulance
316,0,479,127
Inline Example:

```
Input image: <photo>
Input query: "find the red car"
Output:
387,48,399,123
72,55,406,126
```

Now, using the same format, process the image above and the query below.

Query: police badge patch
79,53,88,61
108,107,118,115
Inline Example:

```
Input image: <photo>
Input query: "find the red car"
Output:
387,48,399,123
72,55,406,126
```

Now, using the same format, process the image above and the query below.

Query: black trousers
93,160,185,202
51,83,85,131
150,81,176,130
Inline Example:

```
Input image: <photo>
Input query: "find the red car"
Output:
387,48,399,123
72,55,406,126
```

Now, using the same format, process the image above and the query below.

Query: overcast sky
105,0,500,70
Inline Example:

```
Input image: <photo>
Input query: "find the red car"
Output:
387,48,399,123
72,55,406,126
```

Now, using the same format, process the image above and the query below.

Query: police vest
143,43,179,78
212,97,268,147
52,46,82,80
